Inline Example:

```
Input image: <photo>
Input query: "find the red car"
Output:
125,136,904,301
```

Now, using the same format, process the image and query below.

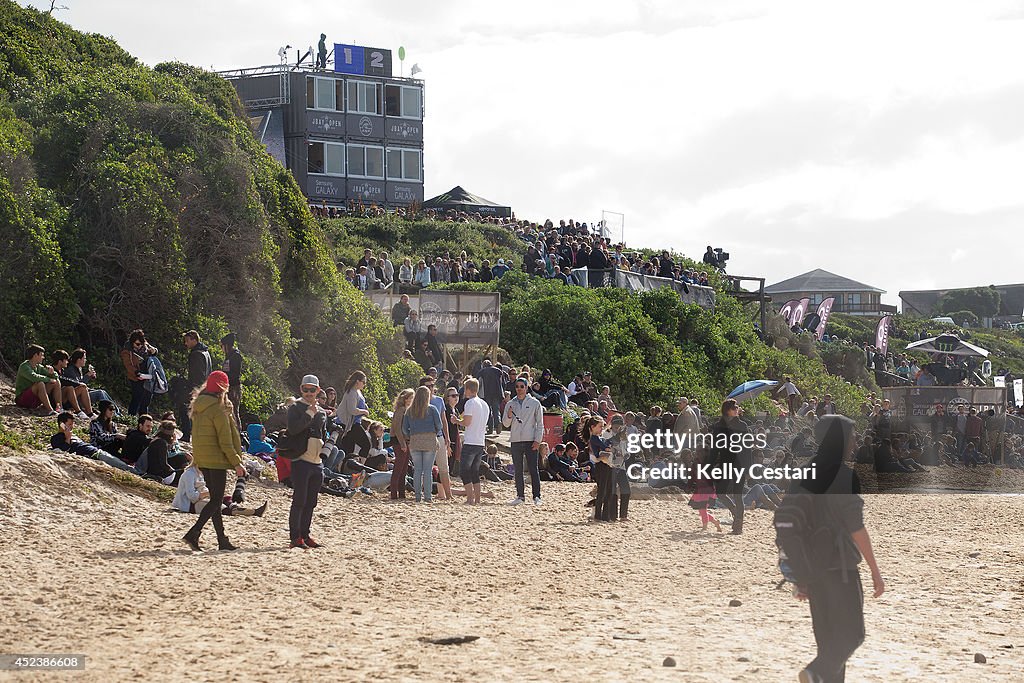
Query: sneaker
798,669,823,683
508,497,524,506
76,411,90,420
533,497,542,506
290,539,309,549
253,501,269,517
303,536,322,548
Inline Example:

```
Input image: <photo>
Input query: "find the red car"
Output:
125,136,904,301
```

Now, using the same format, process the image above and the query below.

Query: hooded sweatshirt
187,342,213,389
190,393,243,470
246,423,276,458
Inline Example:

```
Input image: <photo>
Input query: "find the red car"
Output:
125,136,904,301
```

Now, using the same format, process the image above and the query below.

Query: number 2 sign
333,44,392,77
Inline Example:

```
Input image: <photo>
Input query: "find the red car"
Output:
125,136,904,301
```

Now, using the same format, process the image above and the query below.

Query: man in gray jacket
502,377,545,505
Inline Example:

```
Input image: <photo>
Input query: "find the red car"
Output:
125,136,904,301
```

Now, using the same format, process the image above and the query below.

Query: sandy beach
0,452,1022,682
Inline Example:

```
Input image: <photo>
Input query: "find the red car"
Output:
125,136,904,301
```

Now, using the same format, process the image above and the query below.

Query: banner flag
815,297,836,340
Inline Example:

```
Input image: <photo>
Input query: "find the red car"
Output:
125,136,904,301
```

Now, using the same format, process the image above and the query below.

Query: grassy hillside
0,1,402,416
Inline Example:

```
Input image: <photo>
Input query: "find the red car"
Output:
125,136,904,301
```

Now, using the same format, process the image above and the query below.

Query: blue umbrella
727,380,779,403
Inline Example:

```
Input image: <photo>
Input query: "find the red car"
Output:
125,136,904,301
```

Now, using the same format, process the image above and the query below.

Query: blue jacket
402,405,444,437
246,423,276,455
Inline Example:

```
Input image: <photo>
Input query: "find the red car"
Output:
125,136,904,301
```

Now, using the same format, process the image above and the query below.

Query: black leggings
340,423,371,458
188,468,228,541
807,571,865,683
593,461,615,521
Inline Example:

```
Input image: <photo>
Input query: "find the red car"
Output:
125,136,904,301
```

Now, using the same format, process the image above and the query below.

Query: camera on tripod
713,247,729,265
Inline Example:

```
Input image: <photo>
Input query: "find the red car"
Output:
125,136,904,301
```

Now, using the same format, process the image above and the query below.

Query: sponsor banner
881,386,1007,420
543,414,564,451
347,178,385,203
385,118,423,142
778,299,799,325
306,110,346,137
876,315,892,355
386,181,423,205
347,113,384,139
308,175,344,199
612,270,716,311
418,291,500,346
790,298,811,327
1016,378,1023,407
815,297,836,340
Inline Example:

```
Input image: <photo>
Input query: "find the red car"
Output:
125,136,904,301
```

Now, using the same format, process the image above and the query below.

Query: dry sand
0,452,1022,682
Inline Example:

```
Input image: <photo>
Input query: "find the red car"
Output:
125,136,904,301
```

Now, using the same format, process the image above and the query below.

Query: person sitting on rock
50,412,134,472
15,344,62,416
90,400,126,460
51,349,93,418
122,414,155,465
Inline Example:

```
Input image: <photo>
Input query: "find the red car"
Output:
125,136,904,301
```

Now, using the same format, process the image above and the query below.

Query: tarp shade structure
905,334,990,358
422,186,512,218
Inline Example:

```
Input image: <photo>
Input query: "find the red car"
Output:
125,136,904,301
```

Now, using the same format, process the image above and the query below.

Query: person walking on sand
793,415,885,683
502,377,545,506
182,371,246,551
285,375,328,549
389,389,415,501
710,399,750,534
689,450,722,532
450,377,489,504
403,386,445,503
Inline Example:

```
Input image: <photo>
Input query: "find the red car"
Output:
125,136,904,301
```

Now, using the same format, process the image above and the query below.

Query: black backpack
275,428,309,461
773,493,851,585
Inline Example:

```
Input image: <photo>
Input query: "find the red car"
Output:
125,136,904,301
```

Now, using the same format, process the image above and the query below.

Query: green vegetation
0,2,400,417
439,273,868,416
936,286,1001,320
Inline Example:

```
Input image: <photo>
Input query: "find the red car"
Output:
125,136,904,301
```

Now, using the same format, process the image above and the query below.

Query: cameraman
286,374,328,549
702,246,719,269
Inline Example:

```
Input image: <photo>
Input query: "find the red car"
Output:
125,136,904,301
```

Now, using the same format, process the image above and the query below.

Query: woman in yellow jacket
183,371,246,551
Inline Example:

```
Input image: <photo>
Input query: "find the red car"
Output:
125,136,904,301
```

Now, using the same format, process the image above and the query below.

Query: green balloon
398,46,406,60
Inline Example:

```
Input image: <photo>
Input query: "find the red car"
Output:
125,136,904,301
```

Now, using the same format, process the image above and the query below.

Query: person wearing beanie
182,370,246,552
792,414,885,683
220,333,244,425
285,374,328,548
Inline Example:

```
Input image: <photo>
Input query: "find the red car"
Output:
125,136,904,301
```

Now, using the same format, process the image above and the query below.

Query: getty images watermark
623,432,818,483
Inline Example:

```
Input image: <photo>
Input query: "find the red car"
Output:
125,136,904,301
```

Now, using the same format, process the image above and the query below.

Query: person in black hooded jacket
180,330,212,442
791,415,885,683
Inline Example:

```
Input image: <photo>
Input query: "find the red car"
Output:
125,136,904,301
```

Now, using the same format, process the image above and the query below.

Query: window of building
306,77,344,111
307,141,344,176
347,80,382,115
848,293,862,305
384,84,423,118
386,147,422,182
347,145,384,178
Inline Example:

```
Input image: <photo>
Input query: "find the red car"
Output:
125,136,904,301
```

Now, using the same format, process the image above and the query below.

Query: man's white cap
301,374,320,388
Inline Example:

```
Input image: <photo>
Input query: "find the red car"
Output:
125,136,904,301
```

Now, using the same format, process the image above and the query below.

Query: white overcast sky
28,0,1024,306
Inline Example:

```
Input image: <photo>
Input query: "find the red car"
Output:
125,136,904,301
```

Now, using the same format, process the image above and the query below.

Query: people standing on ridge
220,333,243,425
503,377,545,506
182,371,246,552
180,330,212,442
120,329,158,416
316,33,328,69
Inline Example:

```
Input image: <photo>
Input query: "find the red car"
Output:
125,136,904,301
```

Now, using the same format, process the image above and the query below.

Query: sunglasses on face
300,387,319,394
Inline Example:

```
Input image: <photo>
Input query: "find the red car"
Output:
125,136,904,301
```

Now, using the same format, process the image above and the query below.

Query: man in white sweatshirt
502,377,545,506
